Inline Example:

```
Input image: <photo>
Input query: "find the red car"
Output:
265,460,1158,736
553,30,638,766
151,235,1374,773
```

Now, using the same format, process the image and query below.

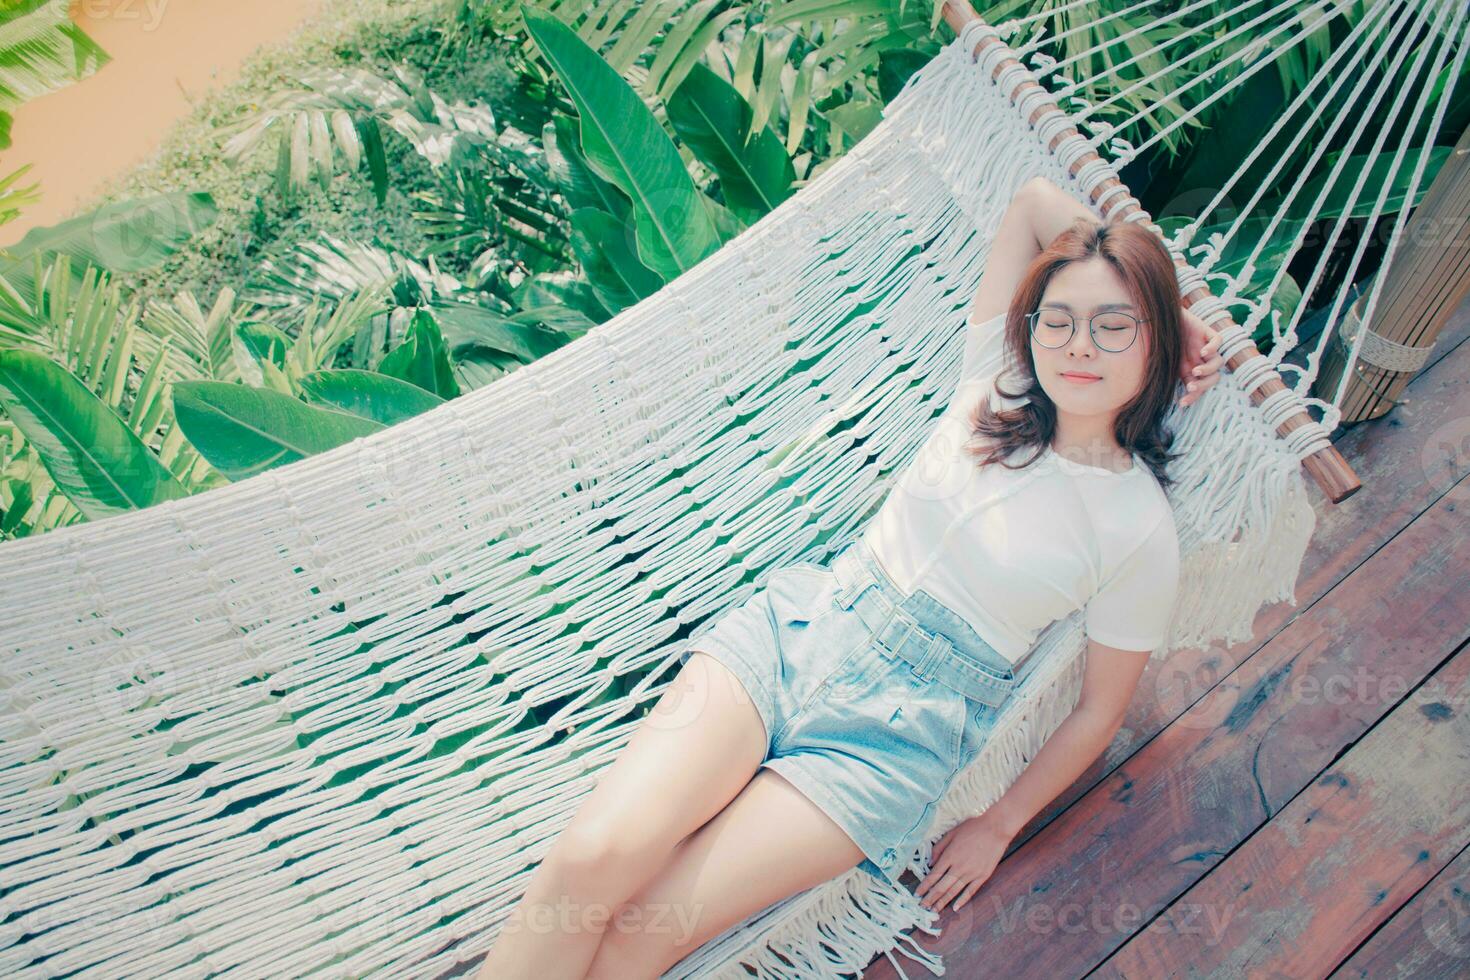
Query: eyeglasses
1027,307,1144,353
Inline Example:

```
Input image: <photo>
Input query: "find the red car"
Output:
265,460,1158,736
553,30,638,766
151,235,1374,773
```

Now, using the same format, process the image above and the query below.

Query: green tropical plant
0,348,190,521
168,289,517,479
0,164,40,225
666,61,796,224
298,368,447,425
523,5,723,278
0,258,229,533
0,0,108,149
376,307,461,397
170,381,385,482
241,235,595,389
221,66,426,205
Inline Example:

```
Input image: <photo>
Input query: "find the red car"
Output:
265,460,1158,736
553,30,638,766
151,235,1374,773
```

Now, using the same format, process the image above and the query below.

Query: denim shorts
680,538,1041,887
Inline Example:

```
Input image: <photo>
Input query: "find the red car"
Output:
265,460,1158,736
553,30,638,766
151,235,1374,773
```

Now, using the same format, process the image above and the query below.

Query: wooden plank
1097,647,1470,977
1328,838,1470,978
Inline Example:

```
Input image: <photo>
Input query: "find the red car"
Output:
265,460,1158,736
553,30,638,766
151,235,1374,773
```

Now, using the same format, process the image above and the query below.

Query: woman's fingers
915,862,942,900
1180,370,1223,408
1191,349,1225,375
1179,331,1227,407
953,881,982,911
920,868,967,911
915,858,949,903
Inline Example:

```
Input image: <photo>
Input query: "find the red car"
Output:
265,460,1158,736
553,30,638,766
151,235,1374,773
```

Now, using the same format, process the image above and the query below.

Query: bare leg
583,768,868,979
475,652,770,980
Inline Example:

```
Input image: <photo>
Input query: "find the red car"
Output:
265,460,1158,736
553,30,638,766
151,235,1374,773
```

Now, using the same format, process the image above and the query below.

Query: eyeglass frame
1025,307,1146,354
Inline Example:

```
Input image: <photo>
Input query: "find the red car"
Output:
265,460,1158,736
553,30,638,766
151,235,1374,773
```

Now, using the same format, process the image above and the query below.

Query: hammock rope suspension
955,12,1357,495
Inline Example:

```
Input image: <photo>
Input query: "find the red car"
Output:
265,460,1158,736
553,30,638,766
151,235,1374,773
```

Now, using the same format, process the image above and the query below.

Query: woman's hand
914,813,1015,912
1178,306,1225,409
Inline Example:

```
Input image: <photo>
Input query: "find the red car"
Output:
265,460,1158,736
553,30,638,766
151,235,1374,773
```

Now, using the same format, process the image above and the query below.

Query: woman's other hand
1178,305,1225,408
914,812,1014,912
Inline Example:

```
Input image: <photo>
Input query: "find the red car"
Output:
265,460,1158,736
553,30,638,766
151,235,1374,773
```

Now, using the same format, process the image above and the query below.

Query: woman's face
1029,257,1151,420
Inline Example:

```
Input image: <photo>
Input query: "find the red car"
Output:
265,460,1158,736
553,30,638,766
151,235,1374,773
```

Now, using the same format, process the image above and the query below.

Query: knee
546,818,654,887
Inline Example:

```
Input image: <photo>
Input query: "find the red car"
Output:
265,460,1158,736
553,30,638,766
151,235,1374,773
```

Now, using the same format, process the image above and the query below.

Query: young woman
476,175,1225,979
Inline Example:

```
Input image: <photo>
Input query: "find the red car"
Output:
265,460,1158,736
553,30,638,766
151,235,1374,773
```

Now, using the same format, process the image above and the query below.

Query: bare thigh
555,651,770,865
584,768,868,979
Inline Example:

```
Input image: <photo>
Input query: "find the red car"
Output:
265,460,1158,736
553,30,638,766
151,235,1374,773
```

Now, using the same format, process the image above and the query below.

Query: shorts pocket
765,562,835,626
942,685,970,774
921,680,970,776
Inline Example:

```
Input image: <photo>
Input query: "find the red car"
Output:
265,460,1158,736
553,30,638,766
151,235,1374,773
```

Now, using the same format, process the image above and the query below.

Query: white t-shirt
860,311,1181,665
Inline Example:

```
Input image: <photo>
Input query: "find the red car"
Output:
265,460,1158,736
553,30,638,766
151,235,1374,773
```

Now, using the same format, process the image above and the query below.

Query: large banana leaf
568,207,664,313
544,113,631,218
377,309,461,398
0,349,188,520
298,368,446,425
1291,145,1454,221
512,269,609,323
171,381,384,481
522,6,719,279
429,301,579,365
666,62,795,224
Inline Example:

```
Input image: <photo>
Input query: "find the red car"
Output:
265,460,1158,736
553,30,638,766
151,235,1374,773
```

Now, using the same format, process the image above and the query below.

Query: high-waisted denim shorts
679,538,1041,887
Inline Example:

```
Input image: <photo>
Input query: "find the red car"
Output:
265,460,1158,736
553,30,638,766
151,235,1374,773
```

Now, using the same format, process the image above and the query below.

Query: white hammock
3,2,1465,976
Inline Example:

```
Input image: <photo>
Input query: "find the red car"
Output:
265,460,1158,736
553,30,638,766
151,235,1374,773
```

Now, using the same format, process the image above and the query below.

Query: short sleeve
1085,512,1181,652
960,311,1007,381
954,311,1028,414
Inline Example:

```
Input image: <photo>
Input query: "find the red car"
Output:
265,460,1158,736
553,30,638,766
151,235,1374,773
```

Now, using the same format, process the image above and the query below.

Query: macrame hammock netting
4,0,1466,976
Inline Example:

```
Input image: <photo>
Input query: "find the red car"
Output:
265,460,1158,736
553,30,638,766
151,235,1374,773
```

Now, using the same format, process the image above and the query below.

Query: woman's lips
1060,371,1102,384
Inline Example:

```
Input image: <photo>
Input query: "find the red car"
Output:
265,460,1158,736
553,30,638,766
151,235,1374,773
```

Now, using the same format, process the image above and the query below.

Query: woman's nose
1066,323,1100,356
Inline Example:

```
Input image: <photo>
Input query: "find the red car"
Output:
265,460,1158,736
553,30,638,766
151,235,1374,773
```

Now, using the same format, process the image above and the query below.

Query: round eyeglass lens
1031,310,1138,352
1090,311,1139,352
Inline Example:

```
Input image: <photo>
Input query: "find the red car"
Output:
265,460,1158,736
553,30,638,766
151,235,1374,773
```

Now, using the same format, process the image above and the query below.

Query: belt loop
835,581,863,609
831,552,866,610
917,632,947,678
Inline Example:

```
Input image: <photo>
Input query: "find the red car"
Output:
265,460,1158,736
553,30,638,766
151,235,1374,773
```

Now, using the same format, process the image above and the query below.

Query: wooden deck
865,301,1470,977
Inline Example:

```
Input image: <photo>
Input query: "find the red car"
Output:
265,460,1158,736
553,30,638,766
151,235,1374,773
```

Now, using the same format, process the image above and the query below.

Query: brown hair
963,215,1184,490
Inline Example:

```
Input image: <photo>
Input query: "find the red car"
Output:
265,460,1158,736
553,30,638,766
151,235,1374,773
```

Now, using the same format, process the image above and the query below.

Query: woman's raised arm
967,176,1100,327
